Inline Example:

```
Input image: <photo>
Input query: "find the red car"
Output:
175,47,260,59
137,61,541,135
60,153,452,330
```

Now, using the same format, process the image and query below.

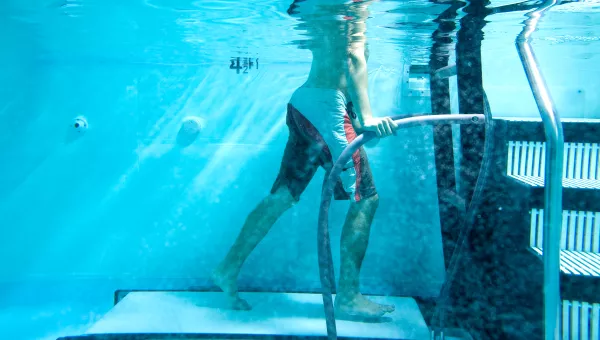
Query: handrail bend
516,1,564,339
317,114,485,340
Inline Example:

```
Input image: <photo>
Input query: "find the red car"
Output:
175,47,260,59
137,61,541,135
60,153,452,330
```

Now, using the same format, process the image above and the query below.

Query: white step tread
82,292,430,339
506,141,600,188
531,247,600,277
508,174,600,189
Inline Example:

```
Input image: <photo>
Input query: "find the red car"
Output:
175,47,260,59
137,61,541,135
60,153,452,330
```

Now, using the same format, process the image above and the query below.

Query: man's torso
288,0,369,95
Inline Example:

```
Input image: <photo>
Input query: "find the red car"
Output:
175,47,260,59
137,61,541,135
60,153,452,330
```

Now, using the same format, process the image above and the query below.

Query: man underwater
213,0,398,319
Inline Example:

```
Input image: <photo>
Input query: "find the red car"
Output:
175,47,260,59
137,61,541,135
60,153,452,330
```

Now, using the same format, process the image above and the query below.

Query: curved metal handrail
317,114,485,340
516,1,564,339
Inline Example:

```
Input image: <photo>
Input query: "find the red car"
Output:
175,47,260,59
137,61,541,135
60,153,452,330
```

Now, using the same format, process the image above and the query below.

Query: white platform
84,292,430,339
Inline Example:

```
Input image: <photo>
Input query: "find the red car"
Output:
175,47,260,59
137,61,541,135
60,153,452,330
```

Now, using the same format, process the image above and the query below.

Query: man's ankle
336,290,359,301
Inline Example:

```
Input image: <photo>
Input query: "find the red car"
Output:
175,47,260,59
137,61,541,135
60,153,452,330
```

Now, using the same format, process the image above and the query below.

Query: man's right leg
212,186,296,310
213,102,322,310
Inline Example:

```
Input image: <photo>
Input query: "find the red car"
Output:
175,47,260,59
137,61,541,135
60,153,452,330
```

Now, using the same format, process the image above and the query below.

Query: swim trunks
270,87,377,202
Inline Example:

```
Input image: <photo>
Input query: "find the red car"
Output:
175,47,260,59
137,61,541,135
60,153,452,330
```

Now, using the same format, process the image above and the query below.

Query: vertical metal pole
515,1,563,339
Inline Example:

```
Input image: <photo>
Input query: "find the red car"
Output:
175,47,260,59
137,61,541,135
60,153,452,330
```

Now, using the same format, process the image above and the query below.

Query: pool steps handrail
317,113,485,340
516,0,564,339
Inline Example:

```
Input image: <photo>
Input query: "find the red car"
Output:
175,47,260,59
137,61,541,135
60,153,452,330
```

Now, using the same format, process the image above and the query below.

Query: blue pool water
0,0,599,339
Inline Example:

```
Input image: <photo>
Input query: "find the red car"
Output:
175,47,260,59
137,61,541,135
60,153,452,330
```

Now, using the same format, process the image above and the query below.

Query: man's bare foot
211,267,252,311
334,293,395,320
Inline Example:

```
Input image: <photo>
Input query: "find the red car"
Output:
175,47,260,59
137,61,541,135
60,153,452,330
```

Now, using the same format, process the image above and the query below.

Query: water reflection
4,0,455,65
4,1,596,67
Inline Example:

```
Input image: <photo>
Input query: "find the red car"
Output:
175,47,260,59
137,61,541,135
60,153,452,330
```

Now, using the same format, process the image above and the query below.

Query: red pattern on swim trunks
343,114,362,201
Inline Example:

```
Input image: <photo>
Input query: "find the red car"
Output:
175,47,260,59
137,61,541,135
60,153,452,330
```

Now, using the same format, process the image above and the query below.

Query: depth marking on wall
230,57,259,74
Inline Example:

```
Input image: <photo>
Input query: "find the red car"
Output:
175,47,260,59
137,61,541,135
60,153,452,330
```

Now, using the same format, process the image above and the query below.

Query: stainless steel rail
516,1,564,339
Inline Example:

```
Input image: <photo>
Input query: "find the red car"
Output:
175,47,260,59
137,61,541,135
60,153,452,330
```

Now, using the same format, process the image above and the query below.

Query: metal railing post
516,1,564,339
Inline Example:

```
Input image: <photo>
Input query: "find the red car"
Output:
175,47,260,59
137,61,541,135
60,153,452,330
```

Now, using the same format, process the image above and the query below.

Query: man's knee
358,193,379,211
266,186,297,211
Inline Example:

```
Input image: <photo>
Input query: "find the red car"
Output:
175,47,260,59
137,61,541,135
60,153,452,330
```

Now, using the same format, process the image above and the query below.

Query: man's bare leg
212,187,295,310
335,194,396,318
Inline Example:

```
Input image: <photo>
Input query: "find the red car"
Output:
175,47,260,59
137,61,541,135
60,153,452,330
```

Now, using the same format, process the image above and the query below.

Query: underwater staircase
446,117,600,340
501,117,600,339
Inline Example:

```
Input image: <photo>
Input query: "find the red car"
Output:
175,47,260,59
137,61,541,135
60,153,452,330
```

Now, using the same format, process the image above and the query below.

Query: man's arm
344,3,396,137
346,44,372,131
